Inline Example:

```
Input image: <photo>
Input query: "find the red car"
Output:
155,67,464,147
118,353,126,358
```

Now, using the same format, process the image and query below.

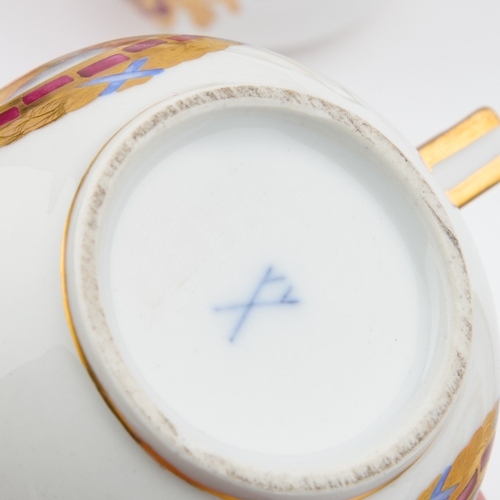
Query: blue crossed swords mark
429,466,458,500
79,58,164,96
214,266,300,342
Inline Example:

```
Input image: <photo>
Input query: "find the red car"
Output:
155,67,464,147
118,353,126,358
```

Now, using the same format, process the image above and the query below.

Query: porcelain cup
0,36,498,500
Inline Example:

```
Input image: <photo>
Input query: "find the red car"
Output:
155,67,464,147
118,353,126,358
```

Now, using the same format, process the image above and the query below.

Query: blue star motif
430,466,458,500
79,57,164,96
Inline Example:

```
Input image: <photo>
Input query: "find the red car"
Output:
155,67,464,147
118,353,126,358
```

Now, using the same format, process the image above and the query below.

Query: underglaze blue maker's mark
214,266,299,342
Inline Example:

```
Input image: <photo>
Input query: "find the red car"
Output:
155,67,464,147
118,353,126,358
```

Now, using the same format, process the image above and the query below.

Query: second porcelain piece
128,0,384,50
0,36,498,500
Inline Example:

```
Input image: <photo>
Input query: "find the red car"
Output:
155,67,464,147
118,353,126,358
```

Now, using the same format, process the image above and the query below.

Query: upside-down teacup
0,35,498,500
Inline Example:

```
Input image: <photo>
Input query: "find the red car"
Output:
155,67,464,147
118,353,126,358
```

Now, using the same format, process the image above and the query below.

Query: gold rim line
418,108,500,171
447,154,500,208
58,89,429,500
61,213,416,500
60,184,419,500
60,165,242,500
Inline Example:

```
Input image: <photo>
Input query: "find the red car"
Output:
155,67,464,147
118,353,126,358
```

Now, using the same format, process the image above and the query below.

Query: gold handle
418,108,500,207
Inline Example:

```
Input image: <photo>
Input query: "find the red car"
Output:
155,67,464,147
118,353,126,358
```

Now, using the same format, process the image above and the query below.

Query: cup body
0,36,497,500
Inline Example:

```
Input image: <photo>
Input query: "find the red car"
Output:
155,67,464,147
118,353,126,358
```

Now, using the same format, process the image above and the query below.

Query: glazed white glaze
0,40,498,500
108,109,431,457
65,85,474,498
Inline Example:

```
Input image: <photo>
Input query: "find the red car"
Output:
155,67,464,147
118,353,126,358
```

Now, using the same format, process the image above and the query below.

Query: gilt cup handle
419,108,500,208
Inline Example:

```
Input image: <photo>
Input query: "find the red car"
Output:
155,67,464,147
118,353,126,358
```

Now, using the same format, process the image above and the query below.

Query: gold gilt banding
0,36,236,148
417,404,498,500
61,191,238,500
447,154,500,208
62,165,418,500
419,108,500,171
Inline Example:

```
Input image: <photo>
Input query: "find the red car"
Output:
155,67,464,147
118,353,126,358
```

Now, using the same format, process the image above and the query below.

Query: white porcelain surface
105,110,435,457
0,37,498,500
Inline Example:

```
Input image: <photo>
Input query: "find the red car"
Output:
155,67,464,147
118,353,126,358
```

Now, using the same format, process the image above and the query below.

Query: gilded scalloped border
0,35,236,149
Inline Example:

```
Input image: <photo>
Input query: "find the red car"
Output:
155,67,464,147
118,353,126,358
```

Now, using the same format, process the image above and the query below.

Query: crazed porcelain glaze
0,36,498,500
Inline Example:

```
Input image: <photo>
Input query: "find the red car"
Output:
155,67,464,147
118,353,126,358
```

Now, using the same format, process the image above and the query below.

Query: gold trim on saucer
419,108,500,171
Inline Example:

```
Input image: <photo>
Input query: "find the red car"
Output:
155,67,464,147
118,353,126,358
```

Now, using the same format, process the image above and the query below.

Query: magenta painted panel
481,441,494,471
456,471,478,500
169,35,202,41
0,107,20,127
123,39,167,53
77,54,130,78
22,75,74,106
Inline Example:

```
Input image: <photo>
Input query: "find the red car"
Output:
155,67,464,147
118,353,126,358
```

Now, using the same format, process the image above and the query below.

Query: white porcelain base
64,85,473,500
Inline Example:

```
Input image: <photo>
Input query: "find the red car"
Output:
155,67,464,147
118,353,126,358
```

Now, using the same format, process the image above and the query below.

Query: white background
0,0,498,496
